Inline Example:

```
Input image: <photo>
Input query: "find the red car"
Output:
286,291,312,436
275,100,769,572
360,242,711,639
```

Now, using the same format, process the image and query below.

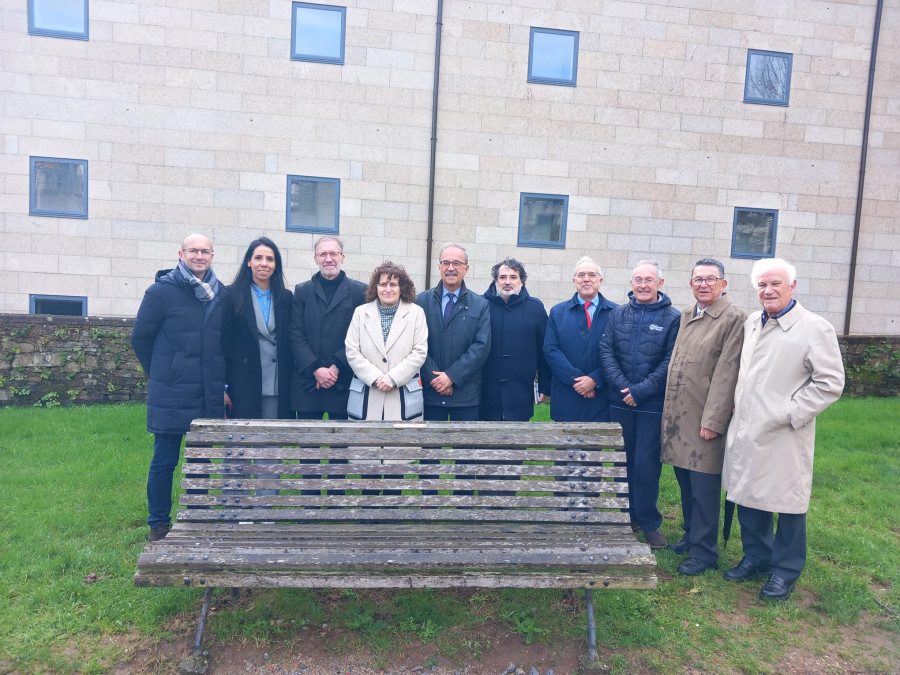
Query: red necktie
585,302,592,329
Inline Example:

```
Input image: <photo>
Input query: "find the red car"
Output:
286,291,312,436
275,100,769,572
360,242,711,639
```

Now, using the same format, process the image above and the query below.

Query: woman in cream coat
345,262,428,421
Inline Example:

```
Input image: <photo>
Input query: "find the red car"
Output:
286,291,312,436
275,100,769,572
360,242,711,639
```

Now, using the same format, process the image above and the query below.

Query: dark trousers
147,433,183,527
673,466,722,563
423,405,479,421
737,505,807,583
610,406,663,531
421,405,479,495
295,410,348,494
296,410,348,421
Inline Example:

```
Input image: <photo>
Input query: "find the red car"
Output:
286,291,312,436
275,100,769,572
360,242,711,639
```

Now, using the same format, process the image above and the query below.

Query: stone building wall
0,2,897,334
0,314,895,407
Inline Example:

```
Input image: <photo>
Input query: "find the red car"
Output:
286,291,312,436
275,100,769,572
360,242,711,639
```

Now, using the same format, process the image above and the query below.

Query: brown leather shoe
149,523,170,542
645,529,667,549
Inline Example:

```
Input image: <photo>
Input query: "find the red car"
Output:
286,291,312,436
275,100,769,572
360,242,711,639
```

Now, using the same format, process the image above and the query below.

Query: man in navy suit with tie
543,256,618,423
416,243,491,421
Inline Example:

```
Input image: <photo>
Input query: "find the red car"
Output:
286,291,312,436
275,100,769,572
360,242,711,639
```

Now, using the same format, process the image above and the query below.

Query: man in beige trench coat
661,258,745,576
721,258,844,600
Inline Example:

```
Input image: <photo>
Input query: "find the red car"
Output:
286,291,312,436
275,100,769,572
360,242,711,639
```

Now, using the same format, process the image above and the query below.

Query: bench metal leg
585,588,598,661
179,586,215,674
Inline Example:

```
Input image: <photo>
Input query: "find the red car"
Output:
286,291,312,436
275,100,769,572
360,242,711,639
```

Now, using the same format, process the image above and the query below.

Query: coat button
271,358,276,362
383,358,387,362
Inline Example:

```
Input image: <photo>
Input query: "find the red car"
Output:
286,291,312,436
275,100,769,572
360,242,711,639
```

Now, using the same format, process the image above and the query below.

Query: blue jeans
147,433,183,527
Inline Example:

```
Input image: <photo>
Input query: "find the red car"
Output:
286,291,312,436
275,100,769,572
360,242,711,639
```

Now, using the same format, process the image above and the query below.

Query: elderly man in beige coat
722,258,844,600
661,258,745,576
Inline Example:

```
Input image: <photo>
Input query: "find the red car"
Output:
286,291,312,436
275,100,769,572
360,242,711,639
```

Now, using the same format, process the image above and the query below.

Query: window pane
532,32,575,81
744,50,791,105
733,209,776,258
287,177,339,233
32,296,86,316
31,158,88,218
30,0,87,37
519,194,567,247
292,4,344,63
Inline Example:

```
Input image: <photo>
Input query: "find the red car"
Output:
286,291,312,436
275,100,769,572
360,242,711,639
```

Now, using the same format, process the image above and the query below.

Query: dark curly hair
364,262,417,304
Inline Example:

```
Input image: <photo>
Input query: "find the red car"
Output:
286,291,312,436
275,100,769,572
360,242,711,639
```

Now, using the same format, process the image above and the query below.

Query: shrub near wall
0,314,146,407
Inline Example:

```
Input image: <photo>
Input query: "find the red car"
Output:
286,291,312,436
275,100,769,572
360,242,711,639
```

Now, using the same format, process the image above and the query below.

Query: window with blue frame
291,2,346,65
732,208,778,259
30,294,87,316
286,175,340,233
518,193,568,248
30,157,88,218
28,0,89,40
743,50,792,106
528,28,578,86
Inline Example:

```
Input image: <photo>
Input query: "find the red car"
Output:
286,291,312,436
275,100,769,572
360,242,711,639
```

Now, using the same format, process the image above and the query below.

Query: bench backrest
179,419,628,526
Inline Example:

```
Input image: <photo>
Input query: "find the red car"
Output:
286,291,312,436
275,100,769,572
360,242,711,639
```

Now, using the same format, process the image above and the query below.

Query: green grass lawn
0,399,897,673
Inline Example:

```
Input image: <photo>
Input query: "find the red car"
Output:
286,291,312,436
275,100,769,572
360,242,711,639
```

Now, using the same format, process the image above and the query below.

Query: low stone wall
839,335,900,398
0,314,146,407
0,314,897,406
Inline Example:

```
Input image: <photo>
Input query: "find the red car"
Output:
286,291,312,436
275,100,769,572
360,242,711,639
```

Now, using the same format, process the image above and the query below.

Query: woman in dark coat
223,237,294,419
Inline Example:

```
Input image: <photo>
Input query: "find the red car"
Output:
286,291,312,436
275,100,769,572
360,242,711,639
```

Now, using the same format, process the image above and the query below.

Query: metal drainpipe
424,0,444,289
844,0,884,336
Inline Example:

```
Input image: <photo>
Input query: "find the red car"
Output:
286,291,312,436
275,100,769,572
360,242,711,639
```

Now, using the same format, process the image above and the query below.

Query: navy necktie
443,293,456,327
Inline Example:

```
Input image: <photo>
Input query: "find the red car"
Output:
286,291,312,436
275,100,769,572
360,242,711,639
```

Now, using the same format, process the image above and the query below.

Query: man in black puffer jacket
132,234,227,542
599,260,680,550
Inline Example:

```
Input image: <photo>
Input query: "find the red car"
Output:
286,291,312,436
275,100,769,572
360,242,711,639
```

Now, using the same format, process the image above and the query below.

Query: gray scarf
177,259,218,304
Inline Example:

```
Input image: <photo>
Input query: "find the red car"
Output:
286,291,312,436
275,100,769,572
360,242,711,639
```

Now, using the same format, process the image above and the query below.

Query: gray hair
491,258,527,283
438,242,468,264
314,235,343,253
573,256,602,277
693,258,725,278
635,259,662,279
751,257,796,286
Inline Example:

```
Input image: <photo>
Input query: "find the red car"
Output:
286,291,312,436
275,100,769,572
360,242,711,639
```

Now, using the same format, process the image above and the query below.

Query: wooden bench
134,419,657,670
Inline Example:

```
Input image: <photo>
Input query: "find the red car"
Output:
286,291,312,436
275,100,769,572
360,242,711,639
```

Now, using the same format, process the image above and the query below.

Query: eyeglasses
183,248,214,256
631,277,658,286
316,251,343,260
440,260,466,269
691,276,722,287
575,272,599,280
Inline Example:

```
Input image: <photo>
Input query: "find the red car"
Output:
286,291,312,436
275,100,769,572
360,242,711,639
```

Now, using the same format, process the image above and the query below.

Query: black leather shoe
723,557,770,582
677,557,718,576
668,539,689,554
760,575,795,600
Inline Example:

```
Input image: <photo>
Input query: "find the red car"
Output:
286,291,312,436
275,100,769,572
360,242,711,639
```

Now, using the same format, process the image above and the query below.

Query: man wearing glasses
543,256,618,423
599,260,680,549
661,259,745,575
416,243,491,420
289,235,366,420
131,234,228,542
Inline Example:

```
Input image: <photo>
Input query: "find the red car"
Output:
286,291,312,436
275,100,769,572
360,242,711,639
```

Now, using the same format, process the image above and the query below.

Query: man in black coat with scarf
289,235,366,419
131,233,227,542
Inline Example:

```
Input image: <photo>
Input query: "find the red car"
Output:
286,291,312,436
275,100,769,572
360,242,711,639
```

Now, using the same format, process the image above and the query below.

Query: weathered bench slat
183,448,627,462
135,571,658,590
190,420,623,434
174,508,631,524
185,430,625,449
